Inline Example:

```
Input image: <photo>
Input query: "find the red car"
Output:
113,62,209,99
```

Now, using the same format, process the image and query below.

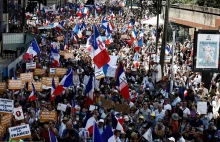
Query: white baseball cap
168,137,175,141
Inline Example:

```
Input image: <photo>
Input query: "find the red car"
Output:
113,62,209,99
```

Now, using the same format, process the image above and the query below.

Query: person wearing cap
189,111,203,127
203,121,216,142
170,113,179,135
98,119,104,134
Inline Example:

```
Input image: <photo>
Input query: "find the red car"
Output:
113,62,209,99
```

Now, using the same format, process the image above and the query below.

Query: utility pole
160,0,170,75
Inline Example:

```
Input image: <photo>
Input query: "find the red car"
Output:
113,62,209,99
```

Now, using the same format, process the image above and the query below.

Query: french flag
106,35,113,45
109,12,115,20
165,45,172,55
112,114,124,132
102,125,116,142
76,9,83,18
90,26,110,69
115,62,130,100
139,30,144,38
49,129,58,142
50,47,60,67
85,116,96,135
93,122,103,142
23,38,40,60
82,7,89,15
84,73,94,106
128,20,134,29
55,21,65,31
95,4,102,12
108,22,115,33
102,19,109,30
134,37,143,52
130,92,139,102
71,100,79,114
28,82,37,101
131,29,137,40
50,77,56,101
53,68,73,95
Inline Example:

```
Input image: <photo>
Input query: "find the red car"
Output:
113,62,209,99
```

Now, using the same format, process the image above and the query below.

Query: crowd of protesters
1,1,220,142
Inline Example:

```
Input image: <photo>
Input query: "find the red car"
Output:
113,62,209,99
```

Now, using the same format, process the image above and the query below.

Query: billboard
193,30,220,72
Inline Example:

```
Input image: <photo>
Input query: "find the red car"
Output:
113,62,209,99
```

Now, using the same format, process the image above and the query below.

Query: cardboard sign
57,103,67,112
95,70,105,79
1,114,13,126
55,68,67,76
42,77,59,87
28,82,42,91
0,82,6,91
0,124,6,137
197,102,207,114
9,124,31,140
101,99,113,109
115,104,130,114
13,107,24,121
20,72,33,82
0,98,14,114
26,62,36,70
121,35,128,39
64,53,73,59
40,111,57,122
8,80,23,90
34,69,46,75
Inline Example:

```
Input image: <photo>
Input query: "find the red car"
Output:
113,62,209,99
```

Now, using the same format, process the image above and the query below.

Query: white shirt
182,107,190,118
73,74,80,86
172,97,181,106
154,64,162,82
155,109,165,118
164,104,172,110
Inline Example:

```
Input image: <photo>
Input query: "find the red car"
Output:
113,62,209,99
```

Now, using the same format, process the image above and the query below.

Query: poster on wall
196,34,220,69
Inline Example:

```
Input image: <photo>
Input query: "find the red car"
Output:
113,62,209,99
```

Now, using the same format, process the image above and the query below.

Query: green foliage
170,0,220,8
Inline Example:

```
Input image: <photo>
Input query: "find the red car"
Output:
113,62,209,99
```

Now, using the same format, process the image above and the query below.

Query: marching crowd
2,2,220,142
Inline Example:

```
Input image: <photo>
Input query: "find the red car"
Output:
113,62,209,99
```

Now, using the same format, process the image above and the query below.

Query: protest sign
55,68,67,76
0,82,6,92
26,62,36,70
0,98,14,114
28,82,42,91
49,68,56,76
13,107,24,120
101,99,113,109
9,124,31,140
8,80,22,90
57,103,67,112
0,124,6,137
40,111,57,122
197,102,207,114
95,70,105,79
1,114,13,126
64,53,73,59
42,77,59,87
34,69,45,75
115,104,130,114
20,72,33,82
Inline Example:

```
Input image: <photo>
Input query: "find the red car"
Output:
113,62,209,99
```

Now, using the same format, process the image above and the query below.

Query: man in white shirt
172,93,181,107
163,98,172,110
181,101,190,118
155,104,165,119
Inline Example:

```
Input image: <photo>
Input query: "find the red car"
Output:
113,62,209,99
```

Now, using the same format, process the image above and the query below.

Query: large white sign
9,124,31,140
196,34,220,69
0,99,14,114
13,107,24,121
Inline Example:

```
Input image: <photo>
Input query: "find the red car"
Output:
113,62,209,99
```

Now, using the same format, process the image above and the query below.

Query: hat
98,119,104,123
139,115,144,119
63,117,68,121
172,113,179,120
34,76,39,80
151,112,156,117
209,122,214,126
131,132,137,138
168,137,175,141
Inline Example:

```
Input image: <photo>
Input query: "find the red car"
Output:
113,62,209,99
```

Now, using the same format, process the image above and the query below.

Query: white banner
0,98,14,114
57,103,67,112
26,62,36,70
13,107,24,120
9,124,31,140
